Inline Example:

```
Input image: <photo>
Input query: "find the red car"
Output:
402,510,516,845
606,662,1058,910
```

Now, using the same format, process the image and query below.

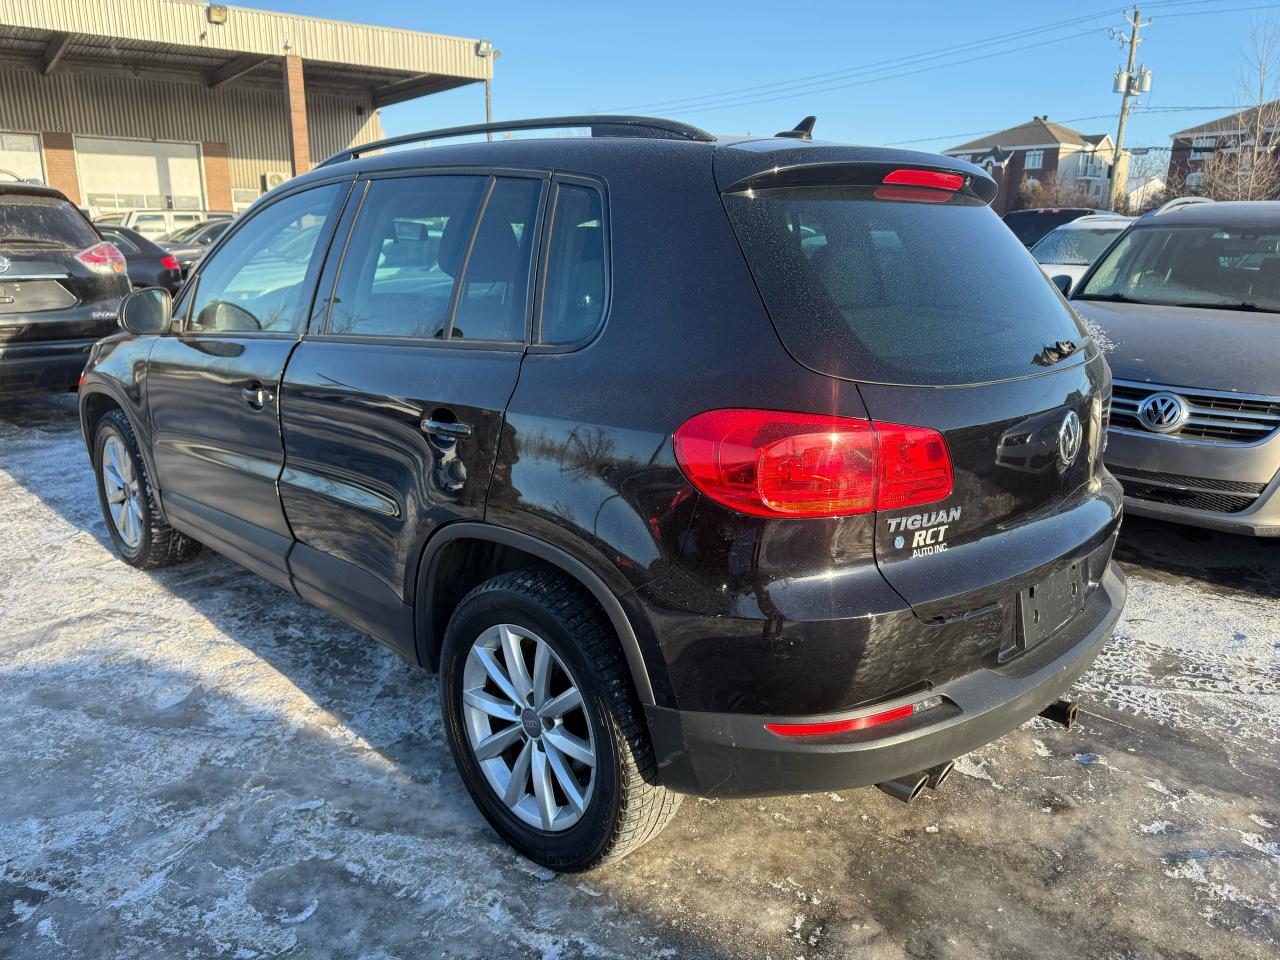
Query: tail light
160,255,180,272
77,242,127,275
673,408,952,519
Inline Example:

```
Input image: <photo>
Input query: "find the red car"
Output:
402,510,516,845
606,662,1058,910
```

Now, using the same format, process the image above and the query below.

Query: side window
450,177,542,342
328,176,487,339
540,183,606,344
100,229,139,255
188,183,340,334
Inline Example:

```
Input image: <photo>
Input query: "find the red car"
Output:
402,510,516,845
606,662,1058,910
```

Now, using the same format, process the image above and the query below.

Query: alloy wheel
102,434,144,549
461,623,596,831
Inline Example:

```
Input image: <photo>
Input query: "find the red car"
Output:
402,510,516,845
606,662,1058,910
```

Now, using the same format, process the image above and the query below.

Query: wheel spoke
543,738,587,814
530,745,557,830
543,727,594,767
463,687,519,723
531,640,552,709
106,487,126,505
473,722,523,761
499,624,533,702
473,646,524,706
537,686,582,720
503,740,533,807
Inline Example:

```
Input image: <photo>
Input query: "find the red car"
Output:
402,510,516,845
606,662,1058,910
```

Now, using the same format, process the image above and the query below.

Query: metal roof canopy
0,0,491,105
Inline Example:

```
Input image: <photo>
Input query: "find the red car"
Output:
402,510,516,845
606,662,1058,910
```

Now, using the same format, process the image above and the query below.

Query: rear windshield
723,186,1086,385
1003,210,1089,247
1032,225,1125,266
0,194,97,249
1077,224,1280,314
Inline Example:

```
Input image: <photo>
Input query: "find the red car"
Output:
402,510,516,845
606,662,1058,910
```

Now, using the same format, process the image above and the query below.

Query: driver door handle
240,383,274,408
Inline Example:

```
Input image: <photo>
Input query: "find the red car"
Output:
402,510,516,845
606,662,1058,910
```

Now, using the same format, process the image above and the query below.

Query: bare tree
1198,15,1280,200
1015,173,1101,210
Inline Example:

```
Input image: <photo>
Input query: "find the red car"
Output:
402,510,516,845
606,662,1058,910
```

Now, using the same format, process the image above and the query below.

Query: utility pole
1107,7,1147,211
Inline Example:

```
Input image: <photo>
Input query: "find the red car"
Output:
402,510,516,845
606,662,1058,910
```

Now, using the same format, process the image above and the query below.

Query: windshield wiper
1173,300,1271,313
1074,291,1137,303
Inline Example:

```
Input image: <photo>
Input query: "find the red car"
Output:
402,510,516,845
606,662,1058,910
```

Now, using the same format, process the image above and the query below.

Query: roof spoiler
722,160,999,205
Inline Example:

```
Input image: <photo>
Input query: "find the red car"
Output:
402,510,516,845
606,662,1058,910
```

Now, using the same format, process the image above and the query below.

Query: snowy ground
1,393,1277,960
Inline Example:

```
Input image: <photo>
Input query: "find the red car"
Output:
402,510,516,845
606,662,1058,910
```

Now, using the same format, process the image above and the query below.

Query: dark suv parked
79,116,1126,871
0,180,129,397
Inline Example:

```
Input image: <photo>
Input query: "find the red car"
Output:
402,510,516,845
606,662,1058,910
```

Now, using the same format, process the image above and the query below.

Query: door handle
240,383,274,408
420,418,472,440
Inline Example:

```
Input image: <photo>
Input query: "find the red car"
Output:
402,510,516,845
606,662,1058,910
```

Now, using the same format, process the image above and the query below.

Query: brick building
1168,101,1280,193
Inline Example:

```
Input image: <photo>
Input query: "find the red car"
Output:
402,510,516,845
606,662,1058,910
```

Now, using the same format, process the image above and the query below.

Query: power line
605,0,1245,116
885,106,1238,147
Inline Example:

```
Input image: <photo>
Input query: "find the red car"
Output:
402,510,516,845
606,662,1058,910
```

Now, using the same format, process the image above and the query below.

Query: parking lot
0,392,1276,960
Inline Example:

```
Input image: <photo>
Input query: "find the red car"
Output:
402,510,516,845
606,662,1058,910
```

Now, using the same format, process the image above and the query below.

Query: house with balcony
1168,101,1280,193
944,116,1124,215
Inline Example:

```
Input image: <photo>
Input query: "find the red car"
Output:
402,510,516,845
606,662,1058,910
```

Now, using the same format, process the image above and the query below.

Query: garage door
0,133,44,183
76,136,204,217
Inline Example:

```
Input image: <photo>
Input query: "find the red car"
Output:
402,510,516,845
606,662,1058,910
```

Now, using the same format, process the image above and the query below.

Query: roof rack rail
319,115,716,167
1149,195,1213,216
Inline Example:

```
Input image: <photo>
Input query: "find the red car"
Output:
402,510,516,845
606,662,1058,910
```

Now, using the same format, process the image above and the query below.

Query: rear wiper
1032,339,1082,367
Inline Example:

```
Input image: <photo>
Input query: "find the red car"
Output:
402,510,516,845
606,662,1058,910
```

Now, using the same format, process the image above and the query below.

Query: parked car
0,181,130,397
1071,197,1280,537
161,219,232,276
95,224,183,293
1031,213,1133,292
78,114,1126,871
112,209,233,240
1004,207,1099,248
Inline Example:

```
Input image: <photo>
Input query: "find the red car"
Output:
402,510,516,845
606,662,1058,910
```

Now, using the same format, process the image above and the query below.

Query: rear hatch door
718,154,1113,618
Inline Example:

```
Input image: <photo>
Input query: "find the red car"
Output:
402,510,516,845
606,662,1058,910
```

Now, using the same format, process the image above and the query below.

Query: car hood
1071,298,1280,396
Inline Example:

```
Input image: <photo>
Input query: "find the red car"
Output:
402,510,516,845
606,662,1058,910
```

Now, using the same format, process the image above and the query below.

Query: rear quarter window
0,194,97,249
722,185,1087,386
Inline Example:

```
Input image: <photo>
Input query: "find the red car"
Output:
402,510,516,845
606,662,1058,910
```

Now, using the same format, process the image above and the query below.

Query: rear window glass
1003,210,1089,247
1032,225,1125,266
1078,224,1280,313
0,194,97,249
723,186,1086,386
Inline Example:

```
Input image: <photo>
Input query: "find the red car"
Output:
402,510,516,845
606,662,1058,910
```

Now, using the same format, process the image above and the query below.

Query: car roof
1136,199,1280,228
0,181,72,202
1053,214,1133,229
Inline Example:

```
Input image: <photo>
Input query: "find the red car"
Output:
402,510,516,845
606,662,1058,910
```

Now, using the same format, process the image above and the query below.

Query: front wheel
440,567,680,871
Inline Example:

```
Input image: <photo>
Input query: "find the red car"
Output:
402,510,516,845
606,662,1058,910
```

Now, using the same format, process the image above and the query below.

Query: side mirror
118,286,172,336
1051,274,1073,296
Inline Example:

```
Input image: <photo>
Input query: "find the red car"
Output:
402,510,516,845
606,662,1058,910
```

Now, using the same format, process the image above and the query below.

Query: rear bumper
645,561,1126,797
0,337,96,395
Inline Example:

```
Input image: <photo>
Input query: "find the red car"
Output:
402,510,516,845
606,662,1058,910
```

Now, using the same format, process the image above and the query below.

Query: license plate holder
1017,561,1085,650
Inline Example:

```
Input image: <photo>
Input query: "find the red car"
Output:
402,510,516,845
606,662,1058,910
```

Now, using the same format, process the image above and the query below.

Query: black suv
79,116,1126,871
0,179,130,397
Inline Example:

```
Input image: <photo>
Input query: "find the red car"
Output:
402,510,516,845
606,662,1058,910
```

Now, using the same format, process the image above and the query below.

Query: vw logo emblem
0,255,9,275
1136,391,1189,434
1057,410,1083,468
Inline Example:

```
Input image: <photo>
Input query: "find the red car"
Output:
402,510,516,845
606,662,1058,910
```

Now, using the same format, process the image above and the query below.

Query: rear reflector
77,242,127,275
883,168,964,191
673,409,952,519
764,695,943,737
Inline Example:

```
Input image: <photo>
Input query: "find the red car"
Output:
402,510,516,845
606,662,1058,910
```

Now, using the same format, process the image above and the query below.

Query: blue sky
254,0,1272,160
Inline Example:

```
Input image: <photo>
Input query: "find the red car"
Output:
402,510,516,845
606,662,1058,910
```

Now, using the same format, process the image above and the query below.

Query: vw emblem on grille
0,256,9,275
1136,391,1189,434
1057,410,1083,468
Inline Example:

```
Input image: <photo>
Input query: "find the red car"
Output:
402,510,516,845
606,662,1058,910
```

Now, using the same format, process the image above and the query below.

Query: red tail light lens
882,168,964,191
673,409,952,519
77,242,127,275
160,255,181,272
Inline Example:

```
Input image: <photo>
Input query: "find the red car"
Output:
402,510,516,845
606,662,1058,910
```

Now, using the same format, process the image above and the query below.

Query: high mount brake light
673,409,953,519
77,242,127,275
882,169,964,191
764,695,944,737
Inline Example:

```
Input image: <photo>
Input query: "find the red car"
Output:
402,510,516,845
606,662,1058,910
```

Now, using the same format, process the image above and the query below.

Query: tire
440,566,681,871
92,409,202,569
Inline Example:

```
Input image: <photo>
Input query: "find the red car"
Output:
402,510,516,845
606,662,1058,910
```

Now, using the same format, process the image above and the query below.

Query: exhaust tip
1039,698,1078,730
924,760,954,791
876,772,929,804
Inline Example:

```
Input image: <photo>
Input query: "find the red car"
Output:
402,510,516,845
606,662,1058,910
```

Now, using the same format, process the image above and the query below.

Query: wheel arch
79,384,168,524
414,523,655,705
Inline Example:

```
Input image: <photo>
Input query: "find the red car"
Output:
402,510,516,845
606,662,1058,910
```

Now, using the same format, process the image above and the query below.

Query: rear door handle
240,383,274,408
420,418,472,440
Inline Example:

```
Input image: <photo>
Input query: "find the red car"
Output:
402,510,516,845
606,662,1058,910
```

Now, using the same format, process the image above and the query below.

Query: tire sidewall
93,414,151,565
441,586,624,870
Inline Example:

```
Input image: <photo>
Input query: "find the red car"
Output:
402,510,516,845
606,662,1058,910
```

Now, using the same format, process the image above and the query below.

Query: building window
1186,171,1204,192
1190,136,1216,161
1024,149,1044,170
0,132,44,183
955,153,971,162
